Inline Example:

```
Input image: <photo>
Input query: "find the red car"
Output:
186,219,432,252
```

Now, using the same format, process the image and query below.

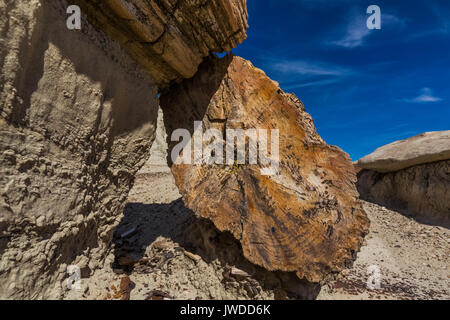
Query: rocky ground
65,113,449,300
318,201,449,300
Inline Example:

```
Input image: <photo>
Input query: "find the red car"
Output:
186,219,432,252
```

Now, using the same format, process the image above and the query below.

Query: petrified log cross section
161,55,369,282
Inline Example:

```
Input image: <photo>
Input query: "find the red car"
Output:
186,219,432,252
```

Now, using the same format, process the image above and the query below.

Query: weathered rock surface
73,0,249,89
356,131,450,173
0,1,159,299
357,160,450,228
160,55,369,283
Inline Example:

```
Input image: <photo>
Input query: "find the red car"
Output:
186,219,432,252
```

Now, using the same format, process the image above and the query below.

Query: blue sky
233,0,450,160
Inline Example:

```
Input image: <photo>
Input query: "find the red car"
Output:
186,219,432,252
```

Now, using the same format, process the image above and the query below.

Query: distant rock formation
356,131,450,227
0,0,248,299
356,131,450,173
160,55,369,283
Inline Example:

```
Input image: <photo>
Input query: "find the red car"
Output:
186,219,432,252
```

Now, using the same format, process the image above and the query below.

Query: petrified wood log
160,55,369,282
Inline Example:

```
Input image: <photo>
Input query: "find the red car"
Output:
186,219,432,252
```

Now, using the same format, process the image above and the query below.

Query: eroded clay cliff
356,132,450,227
0,0,159,299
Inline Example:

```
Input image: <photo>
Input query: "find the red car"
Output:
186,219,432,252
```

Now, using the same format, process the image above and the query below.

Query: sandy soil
64,111,449,300
318,202,449,300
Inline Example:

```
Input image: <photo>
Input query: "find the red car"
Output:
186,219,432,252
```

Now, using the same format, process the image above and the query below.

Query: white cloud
383,13,407,27
250,55,355,89
282,78,341,89
264,58,353,89
271,59,350,76
330,12,405,48
403,88,443,103
331,16,370,48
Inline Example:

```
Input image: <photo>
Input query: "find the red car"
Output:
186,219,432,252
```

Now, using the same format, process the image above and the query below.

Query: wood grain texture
161,55,370,282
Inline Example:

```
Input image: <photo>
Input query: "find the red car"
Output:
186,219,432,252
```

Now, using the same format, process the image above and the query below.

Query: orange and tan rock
73,0,249,88
160,55,370,283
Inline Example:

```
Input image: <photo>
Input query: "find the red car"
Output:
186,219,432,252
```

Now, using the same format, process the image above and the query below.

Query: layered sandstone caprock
356,131,450,173
356,131,450,227
73,0,249,88
160,55,369,283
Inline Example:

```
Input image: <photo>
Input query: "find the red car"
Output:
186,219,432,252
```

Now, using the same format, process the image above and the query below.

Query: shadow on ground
112,199,321,300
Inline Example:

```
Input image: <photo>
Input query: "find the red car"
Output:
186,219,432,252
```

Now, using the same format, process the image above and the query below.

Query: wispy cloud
383,13,407,28
408,5,450,40
431,4,450,34
408,28,449,40
330,12,405,48
270,59,350,76
282,78,341,89
402,88,443,103
331,15,370,48
262,57,354,89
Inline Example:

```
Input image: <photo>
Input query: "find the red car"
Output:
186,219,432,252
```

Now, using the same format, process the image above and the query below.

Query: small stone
230,267,250,278
120,226,137,239
184,251,201,263
36,216,46,227
153,240,173,250
117,252,141,266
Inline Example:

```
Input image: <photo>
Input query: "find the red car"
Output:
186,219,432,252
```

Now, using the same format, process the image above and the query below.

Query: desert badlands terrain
0,1,448,300
65,111,449,300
